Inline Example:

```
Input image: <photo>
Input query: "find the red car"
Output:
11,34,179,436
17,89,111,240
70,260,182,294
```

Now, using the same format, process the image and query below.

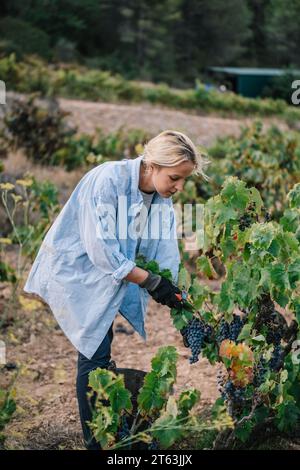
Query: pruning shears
174,289,195,312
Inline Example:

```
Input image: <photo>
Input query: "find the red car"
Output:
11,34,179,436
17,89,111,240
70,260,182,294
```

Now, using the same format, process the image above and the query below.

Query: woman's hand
139,270,183,310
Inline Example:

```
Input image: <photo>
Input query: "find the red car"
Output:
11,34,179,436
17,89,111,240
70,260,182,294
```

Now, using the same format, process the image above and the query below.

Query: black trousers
76,321,114,450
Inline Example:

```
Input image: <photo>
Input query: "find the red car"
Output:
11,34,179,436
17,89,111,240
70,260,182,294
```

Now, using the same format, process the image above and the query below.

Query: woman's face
152,160,195,198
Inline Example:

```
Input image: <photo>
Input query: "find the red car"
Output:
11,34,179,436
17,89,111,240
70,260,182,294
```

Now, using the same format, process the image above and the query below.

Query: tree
117,0,182,82
174,0,253,84
243,0,271,66
266,0,300,67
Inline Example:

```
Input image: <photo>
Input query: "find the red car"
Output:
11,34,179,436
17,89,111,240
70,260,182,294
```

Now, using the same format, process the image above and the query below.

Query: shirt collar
131,155,144,203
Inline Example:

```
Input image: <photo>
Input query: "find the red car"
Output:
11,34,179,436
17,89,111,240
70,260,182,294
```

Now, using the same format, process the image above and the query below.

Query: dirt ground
58,97,289,148
1,287,223,450
0,97,294,449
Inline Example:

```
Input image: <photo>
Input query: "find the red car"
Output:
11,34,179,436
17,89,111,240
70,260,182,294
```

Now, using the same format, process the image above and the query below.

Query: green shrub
4,94,76,166
206,121,300,217
0,55,299,122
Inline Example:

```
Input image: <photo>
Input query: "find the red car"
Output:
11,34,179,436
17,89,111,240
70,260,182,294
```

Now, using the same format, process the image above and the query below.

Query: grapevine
137,178,300,445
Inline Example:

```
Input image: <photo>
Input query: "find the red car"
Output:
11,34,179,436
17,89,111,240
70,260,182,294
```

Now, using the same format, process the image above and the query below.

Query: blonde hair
142,130,210,181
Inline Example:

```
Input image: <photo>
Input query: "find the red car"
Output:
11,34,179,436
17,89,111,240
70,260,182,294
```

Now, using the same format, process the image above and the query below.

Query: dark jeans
76,321,114,450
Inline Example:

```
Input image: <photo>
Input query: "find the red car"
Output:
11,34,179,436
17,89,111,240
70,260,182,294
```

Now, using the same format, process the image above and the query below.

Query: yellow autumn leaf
8,331,19,345
18,295,43,311
10,387,17,399
86,153,96,164
15,405,26,415
0,182,15,191
0,238,12,245
134,432,152,444
219,339,235,358
135,143,144,155
16,179,33,187
11,194,23,203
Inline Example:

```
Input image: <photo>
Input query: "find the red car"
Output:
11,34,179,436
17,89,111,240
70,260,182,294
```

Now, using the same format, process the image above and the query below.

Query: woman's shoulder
98,158,131,187
76,156,145,202
81,158,132,201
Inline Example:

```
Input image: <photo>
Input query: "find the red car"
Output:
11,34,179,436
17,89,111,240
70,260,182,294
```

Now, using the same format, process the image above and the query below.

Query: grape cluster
117,415,130,441
253,358,268,387
219,378,246,404
238,202,257,231
229,315,244,341
181,317,212,364
266,329,281,345
216,320,230,344
217,371,247,419
238,213,253,231
261,206,271,222
260,327,283,372
269,344,283,371
216,315,244,344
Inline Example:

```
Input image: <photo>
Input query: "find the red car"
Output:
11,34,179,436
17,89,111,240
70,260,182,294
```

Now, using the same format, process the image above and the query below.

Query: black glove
139,270,183,310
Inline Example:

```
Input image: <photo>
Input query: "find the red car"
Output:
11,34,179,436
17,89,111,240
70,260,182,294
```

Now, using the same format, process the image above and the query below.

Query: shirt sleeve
78,173,136,285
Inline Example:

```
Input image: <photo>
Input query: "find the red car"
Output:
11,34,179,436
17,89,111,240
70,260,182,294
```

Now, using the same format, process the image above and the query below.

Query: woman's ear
144,164,153,175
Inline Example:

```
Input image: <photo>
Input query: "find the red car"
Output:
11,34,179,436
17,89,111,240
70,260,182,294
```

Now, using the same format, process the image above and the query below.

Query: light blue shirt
23,155,180,359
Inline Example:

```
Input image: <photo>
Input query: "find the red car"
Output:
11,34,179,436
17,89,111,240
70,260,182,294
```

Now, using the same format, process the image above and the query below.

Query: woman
23,129,208,449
